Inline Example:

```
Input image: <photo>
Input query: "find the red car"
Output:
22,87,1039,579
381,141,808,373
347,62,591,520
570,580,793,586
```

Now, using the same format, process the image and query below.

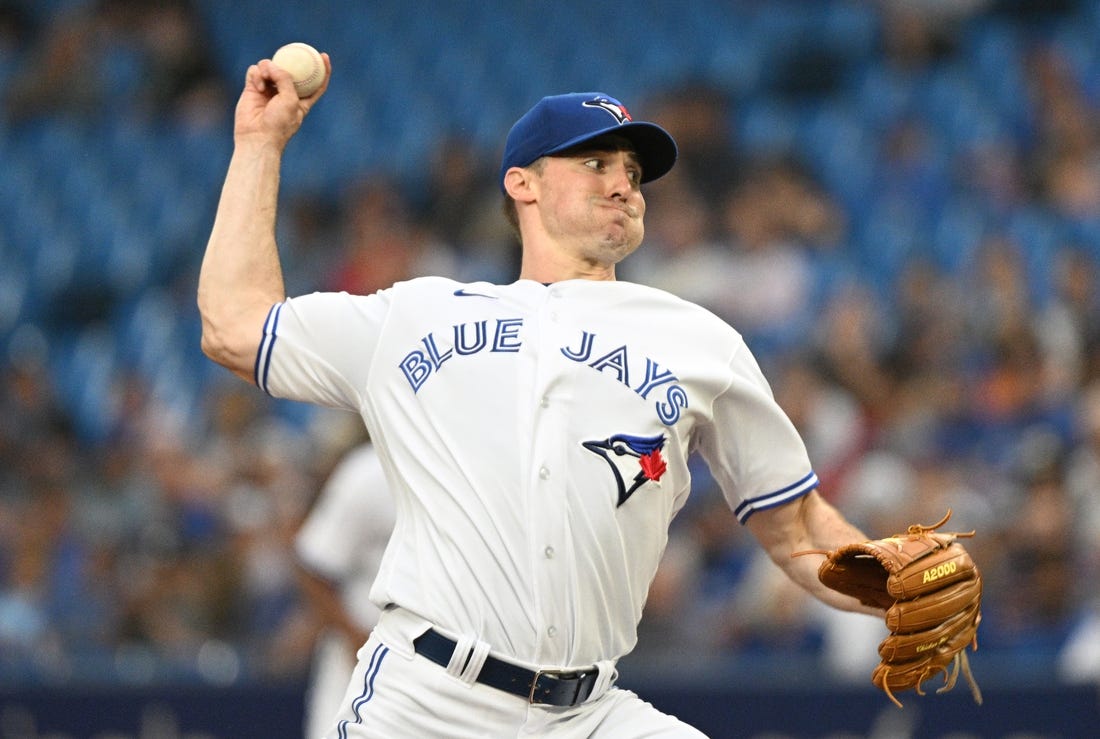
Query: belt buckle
528,669,587,706
528,669,549,704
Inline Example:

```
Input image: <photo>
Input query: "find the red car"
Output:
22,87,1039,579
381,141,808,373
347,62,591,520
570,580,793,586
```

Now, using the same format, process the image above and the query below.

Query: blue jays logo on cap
582,97,632,124
499,92,678,193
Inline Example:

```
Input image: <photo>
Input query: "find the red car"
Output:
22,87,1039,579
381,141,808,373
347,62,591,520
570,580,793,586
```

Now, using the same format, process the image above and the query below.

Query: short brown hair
502,192,520,241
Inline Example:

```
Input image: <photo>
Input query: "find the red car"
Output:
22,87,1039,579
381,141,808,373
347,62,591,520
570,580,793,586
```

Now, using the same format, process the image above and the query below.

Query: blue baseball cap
499,92,678,193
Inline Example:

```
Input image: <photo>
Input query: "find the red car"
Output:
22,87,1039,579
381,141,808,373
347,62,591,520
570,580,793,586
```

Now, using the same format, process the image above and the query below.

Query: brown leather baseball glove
799,511,982,707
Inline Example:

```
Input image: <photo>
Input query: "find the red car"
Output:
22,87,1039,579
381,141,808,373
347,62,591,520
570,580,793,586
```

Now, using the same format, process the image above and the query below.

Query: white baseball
272,42,326,97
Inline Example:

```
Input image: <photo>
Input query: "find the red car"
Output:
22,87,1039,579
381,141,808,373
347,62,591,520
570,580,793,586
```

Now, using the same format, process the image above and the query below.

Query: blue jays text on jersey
398,318,689,426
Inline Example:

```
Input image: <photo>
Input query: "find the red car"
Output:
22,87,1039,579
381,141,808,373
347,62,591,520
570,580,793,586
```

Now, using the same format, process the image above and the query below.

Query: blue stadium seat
0,256,28,337
1007,208,1062,304
797,103,875,213
738,97,799,159
929,199,987,273
30,225,81,310
50,325,119,443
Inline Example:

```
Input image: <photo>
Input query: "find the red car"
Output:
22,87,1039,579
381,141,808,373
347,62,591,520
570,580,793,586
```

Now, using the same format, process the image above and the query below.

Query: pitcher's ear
503,166,536,203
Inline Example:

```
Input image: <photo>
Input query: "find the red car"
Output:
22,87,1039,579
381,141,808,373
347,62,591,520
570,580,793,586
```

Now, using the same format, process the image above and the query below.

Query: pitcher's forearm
198,53,330,381
748,491,882,616
198,140,288,379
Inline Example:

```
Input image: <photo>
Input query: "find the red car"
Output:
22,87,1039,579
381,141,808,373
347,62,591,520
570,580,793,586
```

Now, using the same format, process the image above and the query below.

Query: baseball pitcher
198,51,980,738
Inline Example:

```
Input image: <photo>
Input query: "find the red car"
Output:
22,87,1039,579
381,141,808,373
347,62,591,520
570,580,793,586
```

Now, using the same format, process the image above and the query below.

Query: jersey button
539,466,550,480
547,626,557,638
544,546,555,559
540,396,550,409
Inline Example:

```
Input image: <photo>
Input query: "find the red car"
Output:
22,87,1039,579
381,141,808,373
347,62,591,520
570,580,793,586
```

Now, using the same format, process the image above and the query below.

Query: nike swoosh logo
453,289,498,299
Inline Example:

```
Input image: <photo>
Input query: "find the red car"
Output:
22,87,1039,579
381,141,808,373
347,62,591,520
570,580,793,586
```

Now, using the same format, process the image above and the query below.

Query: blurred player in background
295,441,394,738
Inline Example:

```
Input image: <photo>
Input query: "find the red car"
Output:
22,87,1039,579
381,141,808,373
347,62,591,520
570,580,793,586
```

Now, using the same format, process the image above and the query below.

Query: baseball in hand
271,42,326,97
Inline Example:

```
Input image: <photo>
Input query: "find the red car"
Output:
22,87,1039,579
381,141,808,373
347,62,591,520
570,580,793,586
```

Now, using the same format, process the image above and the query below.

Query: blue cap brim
542,121,677,184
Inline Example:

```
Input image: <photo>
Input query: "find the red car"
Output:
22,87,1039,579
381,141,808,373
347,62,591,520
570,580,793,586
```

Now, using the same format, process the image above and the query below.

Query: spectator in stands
3,0,226,124
324,176,430,296
416,135,517,282
646,81,742,221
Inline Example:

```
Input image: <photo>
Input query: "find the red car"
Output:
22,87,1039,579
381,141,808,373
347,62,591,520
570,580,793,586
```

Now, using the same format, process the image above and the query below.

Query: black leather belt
412,629,599,707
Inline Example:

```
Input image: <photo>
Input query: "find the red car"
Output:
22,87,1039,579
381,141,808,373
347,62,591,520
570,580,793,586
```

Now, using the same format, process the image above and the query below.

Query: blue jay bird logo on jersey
583,96,633,125
582,433,668,507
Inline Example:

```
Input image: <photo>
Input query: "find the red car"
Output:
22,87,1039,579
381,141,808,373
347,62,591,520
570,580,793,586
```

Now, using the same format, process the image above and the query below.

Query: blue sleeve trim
254,303,283,394
734,470,818,524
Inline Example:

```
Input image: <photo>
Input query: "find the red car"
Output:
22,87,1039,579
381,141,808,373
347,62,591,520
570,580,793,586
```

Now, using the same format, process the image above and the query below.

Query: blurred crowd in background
3,0,1100,692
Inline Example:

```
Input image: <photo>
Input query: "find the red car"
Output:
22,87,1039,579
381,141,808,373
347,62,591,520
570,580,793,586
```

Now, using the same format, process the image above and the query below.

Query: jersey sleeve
696,341,818,524
256,290,391,411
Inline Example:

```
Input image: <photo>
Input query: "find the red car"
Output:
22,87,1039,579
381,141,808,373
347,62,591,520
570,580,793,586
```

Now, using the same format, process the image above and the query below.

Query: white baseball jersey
259,277,816,670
